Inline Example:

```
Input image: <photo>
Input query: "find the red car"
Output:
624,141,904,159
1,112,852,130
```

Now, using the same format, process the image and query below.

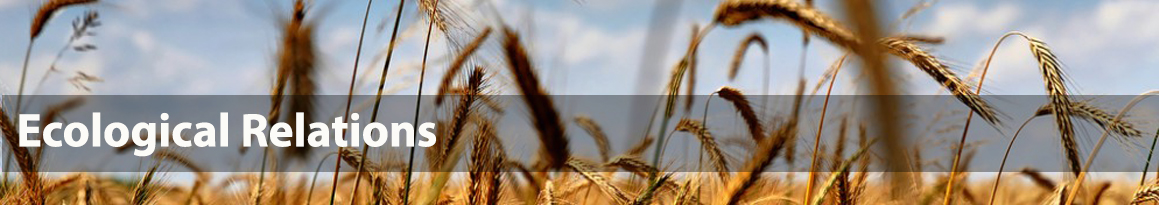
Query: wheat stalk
31,0,98,39
632,174,672,205
715,86,765,142
654,24,713,167
674,118,729,181
355,0,410,202
435,27,493,105
1134,179,1159,204
428,66,485,170
625,136,655,157
606,155,659,176
684,25,701,113
131,164,159,205
566,158,631,204
728,33,769,81
956,31,1076,204
721,125,789,204
0,106,44,205
811,137,879,205
329,0,374,204
714,0,857,49
1065,90,1159,205
880,37,1001,124
1035,101,1143,137
575,115,612,163
501,27,570,170
714,0,1003,127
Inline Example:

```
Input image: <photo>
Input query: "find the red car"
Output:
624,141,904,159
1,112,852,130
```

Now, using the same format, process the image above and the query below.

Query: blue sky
1,0,1156,97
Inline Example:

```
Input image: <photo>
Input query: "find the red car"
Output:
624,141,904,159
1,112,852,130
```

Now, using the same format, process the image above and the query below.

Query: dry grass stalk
715,86,765,141
435,27,493,105
728,32,769,81
575,115,612,162
674,118,730,180
566,158,631,204
502,27,570,170
1035,101,1143,137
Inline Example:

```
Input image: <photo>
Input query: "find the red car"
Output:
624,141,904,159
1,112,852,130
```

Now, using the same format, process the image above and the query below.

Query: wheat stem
803,51,845,204
653,24,714,169
307,152,337,204
1142,128,1159,186
986,117,1035,205
404,0,441,203
328,0,374,204
811,137,879,205
348,0,407,203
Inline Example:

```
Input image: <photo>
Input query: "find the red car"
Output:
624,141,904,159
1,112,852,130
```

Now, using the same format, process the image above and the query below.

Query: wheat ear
715,86,765,141
1065,90,1159,205
674,118,729,181
501,27,570,170
575,115,612,163
728,32,769,81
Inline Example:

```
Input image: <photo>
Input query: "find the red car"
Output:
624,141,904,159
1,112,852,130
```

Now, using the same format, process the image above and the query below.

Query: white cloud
928,3,1020,37
0,0,21,10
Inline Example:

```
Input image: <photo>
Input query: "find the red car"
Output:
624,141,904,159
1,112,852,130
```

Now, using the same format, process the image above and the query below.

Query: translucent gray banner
0,95,1156,172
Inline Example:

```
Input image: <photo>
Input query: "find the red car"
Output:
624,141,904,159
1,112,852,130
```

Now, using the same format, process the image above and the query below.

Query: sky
0,0,1155,98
